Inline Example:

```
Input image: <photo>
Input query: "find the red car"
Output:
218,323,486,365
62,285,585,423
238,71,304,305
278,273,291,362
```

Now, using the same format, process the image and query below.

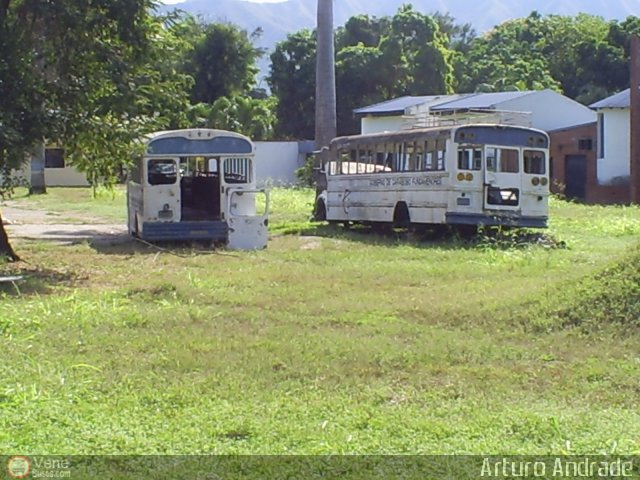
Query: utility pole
314,0,336,151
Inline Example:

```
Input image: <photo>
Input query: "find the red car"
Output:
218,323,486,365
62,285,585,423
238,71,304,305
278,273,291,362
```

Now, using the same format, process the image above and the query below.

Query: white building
590,88,635,186
15,141,311,188
354,89,596,135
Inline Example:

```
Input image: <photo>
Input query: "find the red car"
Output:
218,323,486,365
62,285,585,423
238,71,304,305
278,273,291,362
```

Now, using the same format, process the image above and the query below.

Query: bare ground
1,202,128,245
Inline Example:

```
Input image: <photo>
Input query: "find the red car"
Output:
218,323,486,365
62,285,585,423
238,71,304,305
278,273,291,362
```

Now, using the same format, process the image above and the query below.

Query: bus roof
144,129,254,156
330,124,549,149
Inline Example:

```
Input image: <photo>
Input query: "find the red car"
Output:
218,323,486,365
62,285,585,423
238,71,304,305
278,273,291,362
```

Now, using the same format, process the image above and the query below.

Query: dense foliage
268,9,640,138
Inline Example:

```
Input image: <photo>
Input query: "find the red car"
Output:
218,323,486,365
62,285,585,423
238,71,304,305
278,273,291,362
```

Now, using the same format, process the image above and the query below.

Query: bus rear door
226,189,269,250
144,157,181,223
483,146,521,212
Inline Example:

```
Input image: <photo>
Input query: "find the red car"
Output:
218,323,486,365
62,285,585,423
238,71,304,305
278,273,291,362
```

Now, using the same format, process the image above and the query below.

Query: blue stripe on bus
141,221,229,241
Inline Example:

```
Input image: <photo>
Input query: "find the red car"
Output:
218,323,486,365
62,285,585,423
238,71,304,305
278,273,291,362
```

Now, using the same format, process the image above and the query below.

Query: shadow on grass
89,236,238,258
280,221,565,251
89,222,565,255
0,264,81,296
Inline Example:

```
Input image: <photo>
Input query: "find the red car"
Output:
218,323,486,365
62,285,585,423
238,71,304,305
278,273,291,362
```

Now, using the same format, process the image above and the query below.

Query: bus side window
130,158,142,184
148,159,177,185
436,139,446,171
339,151,351,175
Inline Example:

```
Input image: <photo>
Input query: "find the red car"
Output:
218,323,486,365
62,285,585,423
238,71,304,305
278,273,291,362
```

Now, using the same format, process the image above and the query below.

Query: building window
578,138,593,151
45,148,65,168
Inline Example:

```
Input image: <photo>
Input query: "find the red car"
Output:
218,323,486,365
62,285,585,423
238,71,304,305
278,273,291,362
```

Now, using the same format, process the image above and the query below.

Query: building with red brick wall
549,123,630,204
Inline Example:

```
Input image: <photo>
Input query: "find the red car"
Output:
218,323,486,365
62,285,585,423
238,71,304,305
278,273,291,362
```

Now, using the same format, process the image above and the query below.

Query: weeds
1,188,640,454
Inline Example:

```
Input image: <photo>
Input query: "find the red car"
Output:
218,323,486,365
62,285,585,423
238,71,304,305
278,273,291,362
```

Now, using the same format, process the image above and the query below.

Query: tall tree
458,13,562,93
268,29,317,139
0,0,191,260
184,22,263,104
379,5,453,96
315,0,337,150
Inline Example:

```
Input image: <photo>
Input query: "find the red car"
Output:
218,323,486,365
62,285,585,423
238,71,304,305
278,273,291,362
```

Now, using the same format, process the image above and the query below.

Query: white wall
597,108,630,185
361,116,405,134
45,166,90,187
254,141,304,186
501,90,596,132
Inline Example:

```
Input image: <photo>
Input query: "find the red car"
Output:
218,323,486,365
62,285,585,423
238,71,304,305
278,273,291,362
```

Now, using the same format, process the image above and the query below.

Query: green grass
1,189,640,456
8,186,127,222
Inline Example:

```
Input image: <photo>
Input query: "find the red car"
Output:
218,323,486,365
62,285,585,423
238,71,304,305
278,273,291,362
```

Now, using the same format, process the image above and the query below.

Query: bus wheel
314,199,327,221
131,215,140,238
393,202,411,230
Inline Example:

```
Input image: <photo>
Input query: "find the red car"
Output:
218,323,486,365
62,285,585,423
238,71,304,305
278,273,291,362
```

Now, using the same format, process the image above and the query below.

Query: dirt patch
2,203,128,245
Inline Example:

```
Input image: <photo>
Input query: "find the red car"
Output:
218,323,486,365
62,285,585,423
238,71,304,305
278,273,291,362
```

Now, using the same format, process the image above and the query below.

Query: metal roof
430,91,536,111
354,96,442,116
590,88,635,109
354,91,540,117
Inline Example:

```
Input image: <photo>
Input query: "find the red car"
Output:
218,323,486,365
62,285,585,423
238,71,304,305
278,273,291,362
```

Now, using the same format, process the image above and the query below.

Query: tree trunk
29,141,47,195
0,210,20,262
315,0,336,151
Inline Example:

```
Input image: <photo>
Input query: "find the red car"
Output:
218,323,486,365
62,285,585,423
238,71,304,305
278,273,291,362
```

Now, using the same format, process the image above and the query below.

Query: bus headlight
531,177,540,186
457,173,465,181
466,173,474,181
540,178,548,186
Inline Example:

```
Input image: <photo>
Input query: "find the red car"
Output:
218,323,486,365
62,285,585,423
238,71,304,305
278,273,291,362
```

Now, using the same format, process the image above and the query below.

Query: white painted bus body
127,129,269,250
317,124,550,229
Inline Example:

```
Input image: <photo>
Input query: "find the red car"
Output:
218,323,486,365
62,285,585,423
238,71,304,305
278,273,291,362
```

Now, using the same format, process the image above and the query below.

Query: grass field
1,188,640,456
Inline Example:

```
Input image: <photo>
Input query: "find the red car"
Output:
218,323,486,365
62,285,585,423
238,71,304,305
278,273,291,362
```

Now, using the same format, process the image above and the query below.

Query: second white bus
314,124,550,230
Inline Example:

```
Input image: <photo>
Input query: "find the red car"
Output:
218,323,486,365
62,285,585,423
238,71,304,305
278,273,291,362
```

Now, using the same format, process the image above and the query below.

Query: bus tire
314,198,327,221
393,202,411,230
131,214,140,238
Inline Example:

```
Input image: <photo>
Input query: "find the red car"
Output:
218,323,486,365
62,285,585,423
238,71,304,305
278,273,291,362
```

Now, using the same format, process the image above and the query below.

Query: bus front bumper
140,221,229,241
446,212,548,228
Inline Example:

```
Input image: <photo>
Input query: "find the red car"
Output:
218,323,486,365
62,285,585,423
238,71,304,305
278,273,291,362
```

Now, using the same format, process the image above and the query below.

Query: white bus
127,129,269,250
314,124,550,230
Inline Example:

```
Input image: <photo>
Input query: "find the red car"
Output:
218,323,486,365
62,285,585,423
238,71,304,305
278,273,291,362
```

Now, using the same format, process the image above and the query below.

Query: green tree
380,5,453,95
269,6,455,138
268,29,317,139
459,13,561,93
184,22,263,104
336,14,390,50
0,0,192,260
206,96,276,141
336,44,386,135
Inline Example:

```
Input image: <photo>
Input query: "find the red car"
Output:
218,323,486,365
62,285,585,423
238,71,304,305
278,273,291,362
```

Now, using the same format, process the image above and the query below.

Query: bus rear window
224,157,252,183
148,159,177,185
457,147,482,171
486,148,519,173
524,150,546,174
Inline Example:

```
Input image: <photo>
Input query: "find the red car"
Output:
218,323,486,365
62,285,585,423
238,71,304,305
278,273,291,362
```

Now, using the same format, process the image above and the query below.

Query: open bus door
226,188,269,250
